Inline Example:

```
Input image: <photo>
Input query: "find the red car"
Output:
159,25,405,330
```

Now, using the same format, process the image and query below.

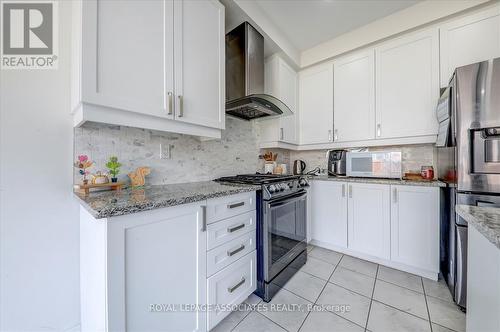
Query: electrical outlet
160,143,172,159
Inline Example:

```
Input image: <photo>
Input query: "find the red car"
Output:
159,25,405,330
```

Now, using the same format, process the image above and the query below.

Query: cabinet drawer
207,231,256,276
207,251,256,330
207,210,256,250
206,192,256,224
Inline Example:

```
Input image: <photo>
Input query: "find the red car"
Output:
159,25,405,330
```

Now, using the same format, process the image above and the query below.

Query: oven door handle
268,191,307,208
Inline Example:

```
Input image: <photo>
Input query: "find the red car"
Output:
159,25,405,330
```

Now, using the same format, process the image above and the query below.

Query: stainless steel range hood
226,22,292,120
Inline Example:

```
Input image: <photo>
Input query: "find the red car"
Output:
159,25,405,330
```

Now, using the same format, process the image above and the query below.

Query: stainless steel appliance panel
263,191,307,282
456,58,500,193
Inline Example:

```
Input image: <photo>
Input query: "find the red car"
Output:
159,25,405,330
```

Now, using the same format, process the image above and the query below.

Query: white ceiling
252,0,421,51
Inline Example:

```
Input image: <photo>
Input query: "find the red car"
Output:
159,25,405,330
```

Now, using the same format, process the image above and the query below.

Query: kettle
293,160,306,175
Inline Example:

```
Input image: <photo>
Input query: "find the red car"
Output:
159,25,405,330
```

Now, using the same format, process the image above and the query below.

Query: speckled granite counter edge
75,184,259,219
309,176,446,187
456,205,500,250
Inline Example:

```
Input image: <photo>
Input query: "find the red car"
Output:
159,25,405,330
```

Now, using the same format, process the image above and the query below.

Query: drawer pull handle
227,223,245,233
227,244,245,257
228,277,246,293
228,201,245,209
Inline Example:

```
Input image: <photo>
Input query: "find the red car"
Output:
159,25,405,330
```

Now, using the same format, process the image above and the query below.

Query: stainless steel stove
215,174,309,302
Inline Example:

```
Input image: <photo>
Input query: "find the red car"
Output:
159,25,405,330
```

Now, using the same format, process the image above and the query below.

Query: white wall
0,1,80,331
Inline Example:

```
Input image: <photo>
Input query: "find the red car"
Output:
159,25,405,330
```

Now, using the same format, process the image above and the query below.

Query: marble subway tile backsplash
282,145,437,175
74,118,262,185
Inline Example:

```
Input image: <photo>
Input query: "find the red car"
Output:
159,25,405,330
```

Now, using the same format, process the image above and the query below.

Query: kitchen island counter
456,204,500,250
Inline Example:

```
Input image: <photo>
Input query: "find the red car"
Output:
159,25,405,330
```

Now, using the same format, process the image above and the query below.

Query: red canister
421,166,434,180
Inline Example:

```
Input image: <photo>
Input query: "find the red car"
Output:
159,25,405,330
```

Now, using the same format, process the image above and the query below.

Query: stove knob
268,185,276,193
288,182,294,188
299,179,308,187
280,184,286,191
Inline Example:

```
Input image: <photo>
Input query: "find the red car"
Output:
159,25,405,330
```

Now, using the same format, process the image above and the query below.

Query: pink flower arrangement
74,155,94,183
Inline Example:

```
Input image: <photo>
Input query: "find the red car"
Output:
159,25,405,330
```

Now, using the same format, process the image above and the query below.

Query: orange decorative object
128,167,151,187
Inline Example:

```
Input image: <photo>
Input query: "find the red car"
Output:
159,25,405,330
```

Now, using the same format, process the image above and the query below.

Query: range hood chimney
225,22,292,120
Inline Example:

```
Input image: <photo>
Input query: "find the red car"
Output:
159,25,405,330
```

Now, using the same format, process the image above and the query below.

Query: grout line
229,297,262,331
364,264,379,331
431,322,462,332
376,276,425,294
297,254,343,331
326,279,372,299
371,299,431,322
255,310,291,332
296,254,368,331
422,278,434,332
308,249,344,265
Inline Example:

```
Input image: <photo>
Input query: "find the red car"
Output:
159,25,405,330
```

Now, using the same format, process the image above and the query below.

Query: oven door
263,190,307,282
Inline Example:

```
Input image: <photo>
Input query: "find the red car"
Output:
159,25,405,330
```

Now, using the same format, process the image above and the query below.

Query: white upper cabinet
310,181,348,249
173,0,225,129
299,63,334,145
440,6,500,87
375,27,439,140
347,183,391,260
260,55,298,145
333,50,375,143
390,185,439,273
81,0,171,119
74,0,224,138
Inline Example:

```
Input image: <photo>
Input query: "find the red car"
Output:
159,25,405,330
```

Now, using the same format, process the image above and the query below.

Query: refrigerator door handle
455,225,468,307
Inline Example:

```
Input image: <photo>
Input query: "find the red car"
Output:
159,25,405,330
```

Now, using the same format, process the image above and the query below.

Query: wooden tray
74,182,125,195
403,173,433,182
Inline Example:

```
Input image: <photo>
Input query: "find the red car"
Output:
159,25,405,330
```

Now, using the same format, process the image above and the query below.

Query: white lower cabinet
80,191,257,332
347,183,391,260
310,180,440,278
207,251,257,330
467,225,500,332
390,185,439,273
80,202,207,332
310,181,348,249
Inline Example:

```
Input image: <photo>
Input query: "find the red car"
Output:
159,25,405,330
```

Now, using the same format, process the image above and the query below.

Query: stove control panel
263,177,309,199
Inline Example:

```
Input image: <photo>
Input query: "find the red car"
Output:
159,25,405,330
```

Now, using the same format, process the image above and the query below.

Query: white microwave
346,151,402,179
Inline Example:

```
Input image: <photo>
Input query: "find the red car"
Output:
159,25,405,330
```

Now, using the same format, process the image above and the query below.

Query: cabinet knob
280,127,284,140
334,129,338,141
348,185,353,198
377,124,381,137
328,130,333,142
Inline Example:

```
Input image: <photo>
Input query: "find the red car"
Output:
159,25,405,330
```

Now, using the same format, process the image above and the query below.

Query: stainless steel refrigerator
437,57,500,309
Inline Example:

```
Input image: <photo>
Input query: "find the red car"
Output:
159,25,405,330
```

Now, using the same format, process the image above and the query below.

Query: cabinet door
375,28,439,139
81,0,173,118
299,63,334,145
278,58,298,143
174,0,225,129
440,6,500,87
334,50,375,143
260,56,297,144
391,185,439,272
348,183,390,259
107,203,207,332
311,181,348,248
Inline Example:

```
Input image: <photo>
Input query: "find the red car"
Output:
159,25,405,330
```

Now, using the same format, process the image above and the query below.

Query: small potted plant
74,155,93,185
106,156,122,183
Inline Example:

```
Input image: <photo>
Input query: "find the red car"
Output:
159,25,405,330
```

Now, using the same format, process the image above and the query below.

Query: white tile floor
212,246,465,332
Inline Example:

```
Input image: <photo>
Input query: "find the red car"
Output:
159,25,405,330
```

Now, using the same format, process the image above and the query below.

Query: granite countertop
75,181,260,219
456,205,500,250
309,175,446,187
